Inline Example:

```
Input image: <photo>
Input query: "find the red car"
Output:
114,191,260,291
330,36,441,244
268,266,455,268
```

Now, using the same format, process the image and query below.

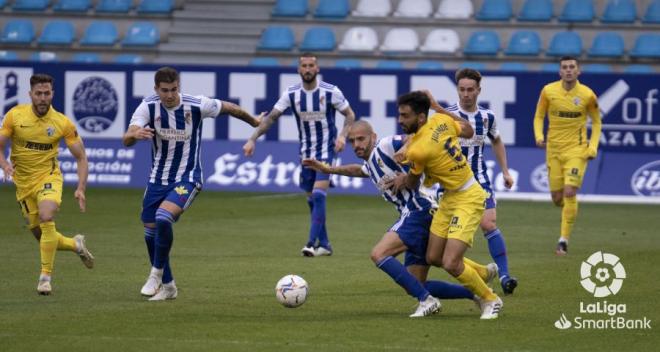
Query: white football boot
74,234,95,269
140,268,163,297
37,274,52,295
478,296,503,320
409,295,441,318
149,281,178,301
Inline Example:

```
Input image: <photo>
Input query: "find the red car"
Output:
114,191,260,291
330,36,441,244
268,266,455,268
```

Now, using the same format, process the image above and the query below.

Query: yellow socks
39,221,58,275
57,232,77,252
456,264,497,301
463,257,488,281
561,196,578,240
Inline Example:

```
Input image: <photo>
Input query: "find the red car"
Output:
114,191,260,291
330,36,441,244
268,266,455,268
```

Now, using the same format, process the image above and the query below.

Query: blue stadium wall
0,63,658,203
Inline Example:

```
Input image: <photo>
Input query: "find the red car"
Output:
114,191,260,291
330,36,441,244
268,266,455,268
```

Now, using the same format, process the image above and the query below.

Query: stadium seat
338,27,378,51
13,0,49,11
601,0,636,23
540,63,559,72
420,29,460,54
0,50,19,61
416,61,443,70
114,54,143,64
272,0,307,17
582,64,613,73
137,0,173,14
393,0,432,18
546,31,582,56
505,30,541,56
459,62,487,70
299,27,335,51
434,0,473,19
380,28,419,53
630,34,660,58
257,26,295,51
96,0,131,13
352,0,390,17
588,32,624,58
2,20,35,44
463,30,500,56
249,57,280,67
122,22,160,46
500,62,528,71
335,58,362,68
38,21,75,46
559,0,595,22
30,51,58,62
376,60,404,70
643,0,660,23
72,52,101,63
314,0,349,19
624,64,654,74
80,21,118,46
518,0,553,22
475,0,513,21
54,0,91,12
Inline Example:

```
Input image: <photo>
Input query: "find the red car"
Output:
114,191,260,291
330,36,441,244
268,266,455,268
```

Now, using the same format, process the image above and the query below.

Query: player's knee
551,193,564,206
370,248,385,264
155,208,175,225
426,253,443,267
564,188,577,198
481,219,497,233
38,212,54,223
442,257,462,277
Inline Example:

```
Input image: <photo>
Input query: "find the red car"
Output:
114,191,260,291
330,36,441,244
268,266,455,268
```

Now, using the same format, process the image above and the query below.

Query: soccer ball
275,274,308,308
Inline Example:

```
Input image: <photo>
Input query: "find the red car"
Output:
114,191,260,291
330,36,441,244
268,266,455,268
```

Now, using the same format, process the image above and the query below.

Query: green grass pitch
1,186,658,351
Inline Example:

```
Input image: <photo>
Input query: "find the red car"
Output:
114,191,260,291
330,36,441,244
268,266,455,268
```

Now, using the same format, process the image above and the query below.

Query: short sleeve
407,146,426,176
200,96,223,118
452,119,462,136
129,101,151,127
273,90,291,113
0,109,14,137
487,112,500,140
63,118,82,146
331,86,350,112
360,163,369,176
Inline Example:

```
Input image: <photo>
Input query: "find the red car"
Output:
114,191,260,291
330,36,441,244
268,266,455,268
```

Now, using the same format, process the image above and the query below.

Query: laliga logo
630,160,660,197
72,76,118,133
580,251,626,298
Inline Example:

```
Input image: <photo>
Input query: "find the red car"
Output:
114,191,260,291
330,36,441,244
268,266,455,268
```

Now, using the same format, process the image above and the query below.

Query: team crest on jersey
377,158,384,169
174,186,189,195
185,111,192,124
573,97,581,106
46,126,54,136
319,95,325,105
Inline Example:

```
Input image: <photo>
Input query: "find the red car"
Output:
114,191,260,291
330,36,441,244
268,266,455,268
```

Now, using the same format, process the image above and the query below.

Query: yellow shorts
547,149,589,191
16,173,63,229
430,182,486,247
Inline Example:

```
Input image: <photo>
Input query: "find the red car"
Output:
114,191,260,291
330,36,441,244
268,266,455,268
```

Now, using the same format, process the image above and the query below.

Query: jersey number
444,138,464,163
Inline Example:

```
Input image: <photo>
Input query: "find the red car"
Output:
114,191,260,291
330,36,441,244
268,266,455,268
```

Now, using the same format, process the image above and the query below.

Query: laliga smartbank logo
555,251,651,330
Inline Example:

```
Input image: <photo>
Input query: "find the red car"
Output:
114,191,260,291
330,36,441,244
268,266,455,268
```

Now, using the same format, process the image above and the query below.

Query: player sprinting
243,53,356,257
533,56,602,255
123,67,262,301
303,120,497,317
428,68,518,295
392,91,503,320
0,73,94,295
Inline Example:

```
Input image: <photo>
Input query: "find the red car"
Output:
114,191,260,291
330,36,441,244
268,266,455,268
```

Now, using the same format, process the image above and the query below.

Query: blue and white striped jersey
360,135,436,214
273,79,350,160
130,93,222,186
446,103,499,186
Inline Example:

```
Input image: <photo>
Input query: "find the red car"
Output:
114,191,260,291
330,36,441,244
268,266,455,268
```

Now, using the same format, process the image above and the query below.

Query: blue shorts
389,209,435,267
299,156,334,192
141,181,202,223
482,182,496,210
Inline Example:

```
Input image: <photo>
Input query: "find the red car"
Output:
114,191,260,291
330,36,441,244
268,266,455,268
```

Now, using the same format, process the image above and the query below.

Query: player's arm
243,109,284,157
335,106,356,153
586,94,602,160
533,88,549,148
0,134,13,180
389,171,421,194
122,125,155,147
220,101,264,127
456,119,474,138
423,89,462,122
491,136,514,189
302,158,367,177
68,140,88,212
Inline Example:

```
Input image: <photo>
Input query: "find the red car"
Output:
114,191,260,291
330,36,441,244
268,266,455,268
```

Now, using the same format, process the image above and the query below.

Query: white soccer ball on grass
275,274,308,308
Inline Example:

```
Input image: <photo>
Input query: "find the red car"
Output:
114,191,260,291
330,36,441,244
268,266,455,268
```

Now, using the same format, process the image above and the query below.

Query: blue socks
377,256,429,301
485,228,509,279
144,226,173,283
424,280,474,299
154,208,175,284
308,189,330,248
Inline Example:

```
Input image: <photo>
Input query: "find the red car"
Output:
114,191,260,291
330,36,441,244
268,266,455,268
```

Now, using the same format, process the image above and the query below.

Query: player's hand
503,172,514,189
385,172,407,193
586,147,597,160
535,139,546,149
1,163,14,181
243,139,256,157
393,148,408,164
334,135,346,153
135,127,155,140
253,112,266,127
422,90,442,112
75,188,86,213
302,158,330,173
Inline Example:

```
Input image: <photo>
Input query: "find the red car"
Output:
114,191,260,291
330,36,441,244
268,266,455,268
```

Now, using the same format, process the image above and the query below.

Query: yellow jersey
406,113,474,191
533,80,602,154
0,104,81,193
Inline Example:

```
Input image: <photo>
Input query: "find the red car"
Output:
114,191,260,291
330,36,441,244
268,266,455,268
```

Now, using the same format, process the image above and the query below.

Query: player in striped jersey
430,68,518,295
303,121,496,317
123,67,262,301
243,53,356,257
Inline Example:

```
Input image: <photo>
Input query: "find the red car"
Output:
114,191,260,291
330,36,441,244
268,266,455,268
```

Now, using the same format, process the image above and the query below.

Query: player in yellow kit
533,56,602,255
392,91,503,319
0,74,94,295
